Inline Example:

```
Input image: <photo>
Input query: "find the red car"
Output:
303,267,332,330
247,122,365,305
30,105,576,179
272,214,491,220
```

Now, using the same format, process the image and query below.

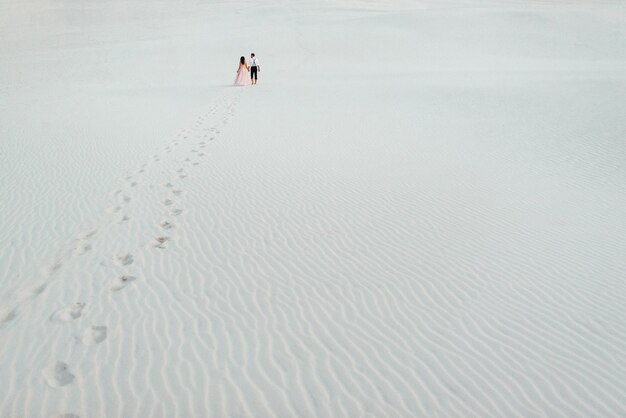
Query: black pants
250,66,258,80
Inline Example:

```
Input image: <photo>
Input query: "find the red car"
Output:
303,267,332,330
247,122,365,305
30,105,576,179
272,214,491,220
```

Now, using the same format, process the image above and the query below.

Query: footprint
16,282,47,302
114,254,133,266
42,361,74,388
122,195,131,203
179,174,187,179
51,303,85,322
172,190,182,196
163,199,173,206
176,168,184,173
198,153,205,157
55,414,80,418
160,221,174,230
111,275,136,292
108,206,122,214
171,208,183,216
79,230,97,240
118,215,130,224
130,182,138,187
41,262,62,277
0,307,18,325
82,325,107,345
165,182,174,188
192,162,199,166
151,237,169,249
73,243,92,256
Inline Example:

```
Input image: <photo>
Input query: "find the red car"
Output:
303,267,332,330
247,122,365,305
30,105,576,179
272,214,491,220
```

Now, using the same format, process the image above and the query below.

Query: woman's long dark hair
240,56,246,65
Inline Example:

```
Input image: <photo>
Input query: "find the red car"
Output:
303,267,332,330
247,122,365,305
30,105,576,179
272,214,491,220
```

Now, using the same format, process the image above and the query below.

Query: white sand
1,0,626,416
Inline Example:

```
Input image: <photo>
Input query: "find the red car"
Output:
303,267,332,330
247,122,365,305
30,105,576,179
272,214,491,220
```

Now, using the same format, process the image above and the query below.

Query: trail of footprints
0,93,241,413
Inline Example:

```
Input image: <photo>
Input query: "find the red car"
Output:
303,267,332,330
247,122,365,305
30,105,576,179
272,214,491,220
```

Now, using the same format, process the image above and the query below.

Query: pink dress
234,63,251,86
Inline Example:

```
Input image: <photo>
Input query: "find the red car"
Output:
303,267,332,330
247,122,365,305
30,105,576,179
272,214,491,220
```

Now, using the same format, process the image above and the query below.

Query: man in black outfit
250,53,260,85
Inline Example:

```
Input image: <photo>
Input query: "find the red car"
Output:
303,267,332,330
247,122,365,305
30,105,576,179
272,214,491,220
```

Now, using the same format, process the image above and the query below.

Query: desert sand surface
1,0,626,416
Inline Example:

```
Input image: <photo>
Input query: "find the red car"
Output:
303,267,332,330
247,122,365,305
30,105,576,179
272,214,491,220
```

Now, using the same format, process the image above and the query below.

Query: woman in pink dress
234,56,251,86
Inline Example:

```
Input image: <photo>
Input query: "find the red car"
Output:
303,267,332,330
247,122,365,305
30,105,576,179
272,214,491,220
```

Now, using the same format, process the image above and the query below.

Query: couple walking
234,53,260,86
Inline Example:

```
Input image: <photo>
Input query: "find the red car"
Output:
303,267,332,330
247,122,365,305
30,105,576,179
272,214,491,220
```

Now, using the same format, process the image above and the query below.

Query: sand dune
1,0,626,417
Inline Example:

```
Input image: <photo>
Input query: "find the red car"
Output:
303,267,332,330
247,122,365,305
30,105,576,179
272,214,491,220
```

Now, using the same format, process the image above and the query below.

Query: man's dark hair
251,53,255,57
